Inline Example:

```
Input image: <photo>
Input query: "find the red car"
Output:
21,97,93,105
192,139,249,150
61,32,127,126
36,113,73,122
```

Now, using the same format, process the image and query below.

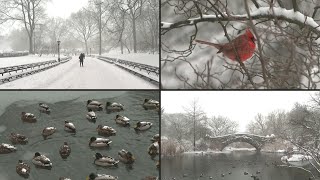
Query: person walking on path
79,53,85,67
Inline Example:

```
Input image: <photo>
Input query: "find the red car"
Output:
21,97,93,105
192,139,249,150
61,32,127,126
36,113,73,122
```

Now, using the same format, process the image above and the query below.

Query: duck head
90,137,96,142
95,152,103,159
87,100,92,105
144,99,150,103
34,152,41,157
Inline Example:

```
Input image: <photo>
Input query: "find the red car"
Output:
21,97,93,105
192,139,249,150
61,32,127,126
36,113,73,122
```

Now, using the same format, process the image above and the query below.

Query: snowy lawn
0,54,65,67
101,52,159,67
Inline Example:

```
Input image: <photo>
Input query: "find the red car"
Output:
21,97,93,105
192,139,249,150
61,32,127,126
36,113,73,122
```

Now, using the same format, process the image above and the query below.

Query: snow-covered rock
281,154,312,162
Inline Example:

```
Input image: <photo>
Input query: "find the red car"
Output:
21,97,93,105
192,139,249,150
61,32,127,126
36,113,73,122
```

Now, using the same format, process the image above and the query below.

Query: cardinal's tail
195,39,221,49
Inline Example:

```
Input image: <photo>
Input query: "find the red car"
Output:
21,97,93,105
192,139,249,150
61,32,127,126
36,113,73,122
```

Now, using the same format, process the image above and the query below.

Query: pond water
161,151,316,180
0,91,159,180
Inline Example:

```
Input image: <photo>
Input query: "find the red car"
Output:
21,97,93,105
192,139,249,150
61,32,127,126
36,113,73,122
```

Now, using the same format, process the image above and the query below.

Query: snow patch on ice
281,154,312,162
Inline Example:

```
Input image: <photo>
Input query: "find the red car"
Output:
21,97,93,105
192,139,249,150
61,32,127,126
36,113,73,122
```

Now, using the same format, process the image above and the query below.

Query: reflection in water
162,151,315,180
0,91,159,180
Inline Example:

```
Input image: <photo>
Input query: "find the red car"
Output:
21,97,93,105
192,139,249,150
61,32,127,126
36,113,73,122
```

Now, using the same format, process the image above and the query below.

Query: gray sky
46,0,89,19
162,91,317,132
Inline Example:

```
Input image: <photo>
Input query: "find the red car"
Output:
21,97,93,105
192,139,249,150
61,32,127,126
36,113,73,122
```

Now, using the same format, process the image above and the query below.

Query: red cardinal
195,29,256,62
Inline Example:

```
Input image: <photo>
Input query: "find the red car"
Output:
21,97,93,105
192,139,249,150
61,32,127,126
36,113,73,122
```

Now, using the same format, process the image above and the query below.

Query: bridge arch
205,134,275,152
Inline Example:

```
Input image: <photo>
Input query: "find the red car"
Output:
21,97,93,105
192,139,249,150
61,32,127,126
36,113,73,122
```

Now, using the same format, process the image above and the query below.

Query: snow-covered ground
0,56,157,89
0,54,64,67
101,52,159,67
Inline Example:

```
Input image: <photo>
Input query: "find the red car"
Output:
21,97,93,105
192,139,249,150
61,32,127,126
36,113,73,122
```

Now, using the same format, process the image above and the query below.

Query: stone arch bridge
205,134,276,151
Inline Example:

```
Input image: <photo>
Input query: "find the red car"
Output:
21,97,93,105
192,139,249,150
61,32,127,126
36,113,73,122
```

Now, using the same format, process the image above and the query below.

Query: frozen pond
161,151,315,180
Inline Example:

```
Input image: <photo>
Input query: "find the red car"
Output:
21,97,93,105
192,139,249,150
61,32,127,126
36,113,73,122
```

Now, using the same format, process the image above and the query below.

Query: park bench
0,52,29,58
0,56,72,84
96,55,159,84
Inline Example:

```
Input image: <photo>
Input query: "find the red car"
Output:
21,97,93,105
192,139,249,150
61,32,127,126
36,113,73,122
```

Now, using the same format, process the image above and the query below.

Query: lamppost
57,40,61,62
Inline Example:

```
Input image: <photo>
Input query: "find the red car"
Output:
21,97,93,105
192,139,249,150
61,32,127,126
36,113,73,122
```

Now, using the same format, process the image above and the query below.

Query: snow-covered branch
161,7,320,36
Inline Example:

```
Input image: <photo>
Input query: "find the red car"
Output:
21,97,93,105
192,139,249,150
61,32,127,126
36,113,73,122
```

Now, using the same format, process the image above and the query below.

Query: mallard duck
32,152,52,168
86,110,97,122
39,103,50,115
0,143,16,154
142,99,159,110
9,132,28,144
86,173,118,180
21,112,37,123
94,152,119,167
148,142,159,156
89,137,112,147
59,177,71,180
106,102,124,113
151,134,160,143
118,149,135,164
42,127,56,139
16,160,30,178
134,121,152,131
87,100,103,111
59,142,71,159
115,115,130,126
143,176,158,180
64,121,76,133
97,125,116,136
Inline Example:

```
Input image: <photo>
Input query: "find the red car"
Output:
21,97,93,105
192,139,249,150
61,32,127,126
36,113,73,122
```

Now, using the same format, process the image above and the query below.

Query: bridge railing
96,55,159,83
0,51,29,58
0,56,72,84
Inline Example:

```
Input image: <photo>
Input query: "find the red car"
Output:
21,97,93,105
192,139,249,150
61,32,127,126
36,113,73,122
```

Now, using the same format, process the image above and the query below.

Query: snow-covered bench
96,56,117,64
0,52,29,58
96,55,159,84
0,60,57,76
0,56,72,84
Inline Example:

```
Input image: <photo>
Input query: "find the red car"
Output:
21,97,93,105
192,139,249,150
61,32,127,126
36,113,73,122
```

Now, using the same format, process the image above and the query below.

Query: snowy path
0,56,157,89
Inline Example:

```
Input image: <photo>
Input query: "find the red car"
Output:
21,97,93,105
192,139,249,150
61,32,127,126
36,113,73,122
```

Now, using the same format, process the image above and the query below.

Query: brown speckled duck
9,132,28,145
21,112,37,123
59,142,71,159
16,160,30,178
118,149,135,164
0,143,17,154
39,103,51,115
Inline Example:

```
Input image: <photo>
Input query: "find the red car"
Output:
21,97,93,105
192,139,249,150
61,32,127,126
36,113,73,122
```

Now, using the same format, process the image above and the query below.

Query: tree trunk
132,18,137,53
28,32,33,54
99,2,102,55
85,40,89,55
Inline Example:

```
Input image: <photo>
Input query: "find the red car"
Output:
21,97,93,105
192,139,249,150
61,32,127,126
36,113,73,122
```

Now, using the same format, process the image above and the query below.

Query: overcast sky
162,91,317,132
46,0,88,19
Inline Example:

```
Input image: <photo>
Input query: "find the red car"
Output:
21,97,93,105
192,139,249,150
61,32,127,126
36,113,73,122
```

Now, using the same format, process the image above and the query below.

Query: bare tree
0,0,48,53
207,116,238,136
183,98,206,151
69,9,98,55
119,0,146,53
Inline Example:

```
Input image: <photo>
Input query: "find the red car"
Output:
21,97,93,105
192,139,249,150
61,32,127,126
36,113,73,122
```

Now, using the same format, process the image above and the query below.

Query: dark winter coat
79,53,85,61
